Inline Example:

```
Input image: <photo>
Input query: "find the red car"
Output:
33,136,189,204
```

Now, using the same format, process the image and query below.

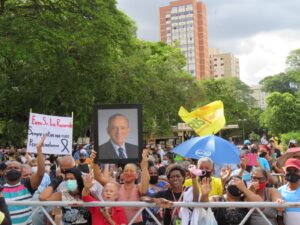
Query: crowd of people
0,136,299,225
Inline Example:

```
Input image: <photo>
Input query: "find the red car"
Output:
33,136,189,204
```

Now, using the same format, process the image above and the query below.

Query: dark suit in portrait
99,141,139,159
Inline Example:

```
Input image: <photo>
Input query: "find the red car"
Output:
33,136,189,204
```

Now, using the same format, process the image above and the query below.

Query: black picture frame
93,104,143,164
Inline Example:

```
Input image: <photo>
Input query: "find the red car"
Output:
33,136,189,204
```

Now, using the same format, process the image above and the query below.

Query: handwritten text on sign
27,113,73,155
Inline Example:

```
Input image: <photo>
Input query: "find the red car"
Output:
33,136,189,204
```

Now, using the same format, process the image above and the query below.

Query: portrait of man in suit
98,113,139,159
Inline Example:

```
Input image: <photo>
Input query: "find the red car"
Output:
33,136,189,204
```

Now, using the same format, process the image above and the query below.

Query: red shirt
82,195,127,225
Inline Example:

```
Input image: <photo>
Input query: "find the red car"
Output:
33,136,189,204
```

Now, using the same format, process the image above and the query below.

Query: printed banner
27,112,73,155
178,101,226,136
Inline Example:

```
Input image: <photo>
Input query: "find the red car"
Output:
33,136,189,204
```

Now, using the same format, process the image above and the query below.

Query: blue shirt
278,184,300,212
258,157,270,171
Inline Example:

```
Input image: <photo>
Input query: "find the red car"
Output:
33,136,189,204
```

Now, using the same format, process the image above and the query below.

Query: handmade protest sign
27,112,73,155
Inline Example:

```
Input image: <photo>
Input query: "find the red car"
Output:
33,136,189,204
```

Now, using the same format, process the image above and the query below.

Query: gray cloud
117,0,300,84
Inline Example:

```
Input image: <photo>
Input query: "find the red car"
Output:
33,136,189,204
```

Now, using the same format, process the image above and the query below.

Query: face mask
32,166,38,173
259,152,267,157
65,180,78,192
79,158,86,163
285,173,300,183
258,182,266,190
6,169,21,182
149,176,159,184
227,185,242,197
162,160,169,166
199,170,211,180
45,166,51,173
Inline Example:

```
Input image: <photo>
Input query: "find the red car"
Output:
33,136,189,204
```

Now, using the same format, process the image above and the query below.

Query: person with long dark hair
39,167,90,225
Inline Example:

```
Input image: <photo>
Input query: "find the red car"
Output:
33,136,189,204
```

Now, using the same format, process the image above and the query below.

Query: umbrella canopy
276,147,300,167
172,135,240,164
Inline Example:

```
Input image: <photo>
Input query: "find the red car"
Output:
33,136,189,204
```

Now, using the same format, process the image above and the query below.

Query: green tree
286,48,300,71
260,72,299,94
0,0,136,145
197,78,259,140
260,92,300,134
96,40,200,137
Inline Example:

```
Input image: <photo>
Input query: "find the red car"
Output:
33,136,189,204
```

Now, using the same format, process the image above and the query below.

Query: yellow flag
178,101,226,136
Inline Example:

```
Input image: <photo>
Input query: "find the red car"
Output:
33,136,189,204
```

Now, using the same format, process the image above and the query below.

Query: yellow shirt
76,158,93,169
184,177,223,197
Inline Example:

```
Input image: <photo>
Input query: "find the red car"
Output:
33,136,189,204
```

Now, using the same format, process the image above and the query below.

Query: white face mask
32,166,38,173
45,165,51,173
162,160,169,166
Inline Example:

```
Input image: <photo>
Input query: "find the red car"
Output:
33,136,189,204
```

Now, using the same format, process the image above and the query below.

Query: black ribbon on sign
61,139,69,152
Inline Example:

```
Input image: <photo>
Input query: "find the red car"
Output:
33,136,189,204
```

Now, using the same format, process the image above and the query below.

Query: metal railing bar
144,207,163,225
6,201,300,208
255,208,273,225
128,207,145,225
239,208,255,225
40,206,56,225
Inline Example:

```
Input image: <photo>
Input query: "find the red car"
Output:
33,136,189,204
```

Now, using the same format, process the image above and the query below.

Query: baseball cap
80,149,87,155
289,139,297,144
285,158,300,170
244,140,251,145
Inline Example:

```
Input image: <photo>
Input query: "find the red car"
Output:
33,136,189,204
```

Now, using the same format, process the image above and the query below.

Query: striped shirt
3,179,35,225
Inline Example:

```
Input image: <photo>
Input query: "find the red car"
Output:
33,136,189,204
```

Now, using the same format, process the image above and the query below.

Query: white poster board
27,112,73,155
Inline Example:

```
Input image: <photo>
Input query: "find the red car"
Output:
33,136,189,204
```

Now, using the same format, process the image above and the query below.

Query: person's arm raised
200,177,211,202
30,134,46,190
138,149,150,195
233,178,262,202
94,163,108,186
82,173,94,197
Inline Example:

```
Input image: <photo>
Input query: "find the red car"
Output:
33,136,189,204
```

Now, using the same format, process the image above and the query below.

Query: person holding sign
2,135,46,225
99,114,138,159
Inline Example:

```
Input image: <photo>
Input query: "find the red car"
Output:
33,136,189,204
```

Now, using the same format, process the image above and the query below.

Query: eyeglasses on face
251,176,266,182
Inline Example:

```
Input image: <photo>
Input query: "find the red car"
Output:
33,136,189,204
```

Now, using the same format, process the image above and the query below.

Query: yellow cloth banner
179,101,226,136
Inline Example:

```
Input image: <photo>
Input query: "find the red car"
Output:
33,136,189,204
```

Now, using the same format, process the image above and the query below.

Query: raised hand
248,181,259,192
220,165,231,184
37,133,47,151
142,148,149,162
201,177,212,197
153,198,173,208
231,177,247,192
82,173,94,189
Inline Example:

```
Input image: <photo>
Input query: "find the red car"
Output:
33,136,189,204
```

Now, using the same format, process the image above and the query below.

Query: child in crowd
82,173,127,225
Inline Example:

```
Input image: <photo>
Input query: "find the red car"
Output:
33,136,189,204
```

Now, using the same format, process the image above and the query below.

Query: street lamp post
238,119,247,141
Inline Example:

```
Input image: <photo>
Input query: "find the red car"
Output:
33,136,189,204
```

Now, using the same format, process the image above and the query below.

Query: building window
214,64,217,66
221,63,224,66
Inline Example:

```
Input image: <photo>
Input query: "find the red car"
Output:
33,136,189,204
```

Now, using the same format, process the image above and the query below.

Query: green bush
249,131,260,142
280,131,300,150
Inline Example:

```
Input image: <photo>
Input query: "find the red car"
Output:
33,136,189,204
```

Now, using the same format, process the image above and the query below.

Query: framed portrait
93,104,143,164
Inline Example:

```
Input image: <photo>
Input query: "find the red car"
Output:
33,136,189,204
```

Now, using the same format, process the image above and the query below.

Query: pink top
118,184,142,223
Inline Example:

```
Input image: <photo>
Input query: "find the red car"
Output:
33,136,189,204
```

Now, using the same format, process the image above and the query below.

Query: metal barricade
6,200,300,225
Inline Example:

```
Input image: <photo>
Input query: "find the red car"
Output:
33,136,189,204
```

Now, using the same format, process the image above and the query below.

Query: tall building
159,0,210,80
209,48,240,79
251,85,268,109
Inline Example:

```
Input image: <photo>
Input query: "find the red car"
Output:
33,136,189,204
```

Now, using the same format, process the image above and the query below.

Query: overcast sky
117,0,300,85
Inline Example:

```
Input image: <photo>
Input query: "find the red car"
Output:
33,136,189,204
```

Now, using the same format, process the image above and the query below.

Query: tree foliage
260,72,299,95
286,48,300,72
96,40,200,137
260,92,300,135
197,78,260,140
0,0,136,144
